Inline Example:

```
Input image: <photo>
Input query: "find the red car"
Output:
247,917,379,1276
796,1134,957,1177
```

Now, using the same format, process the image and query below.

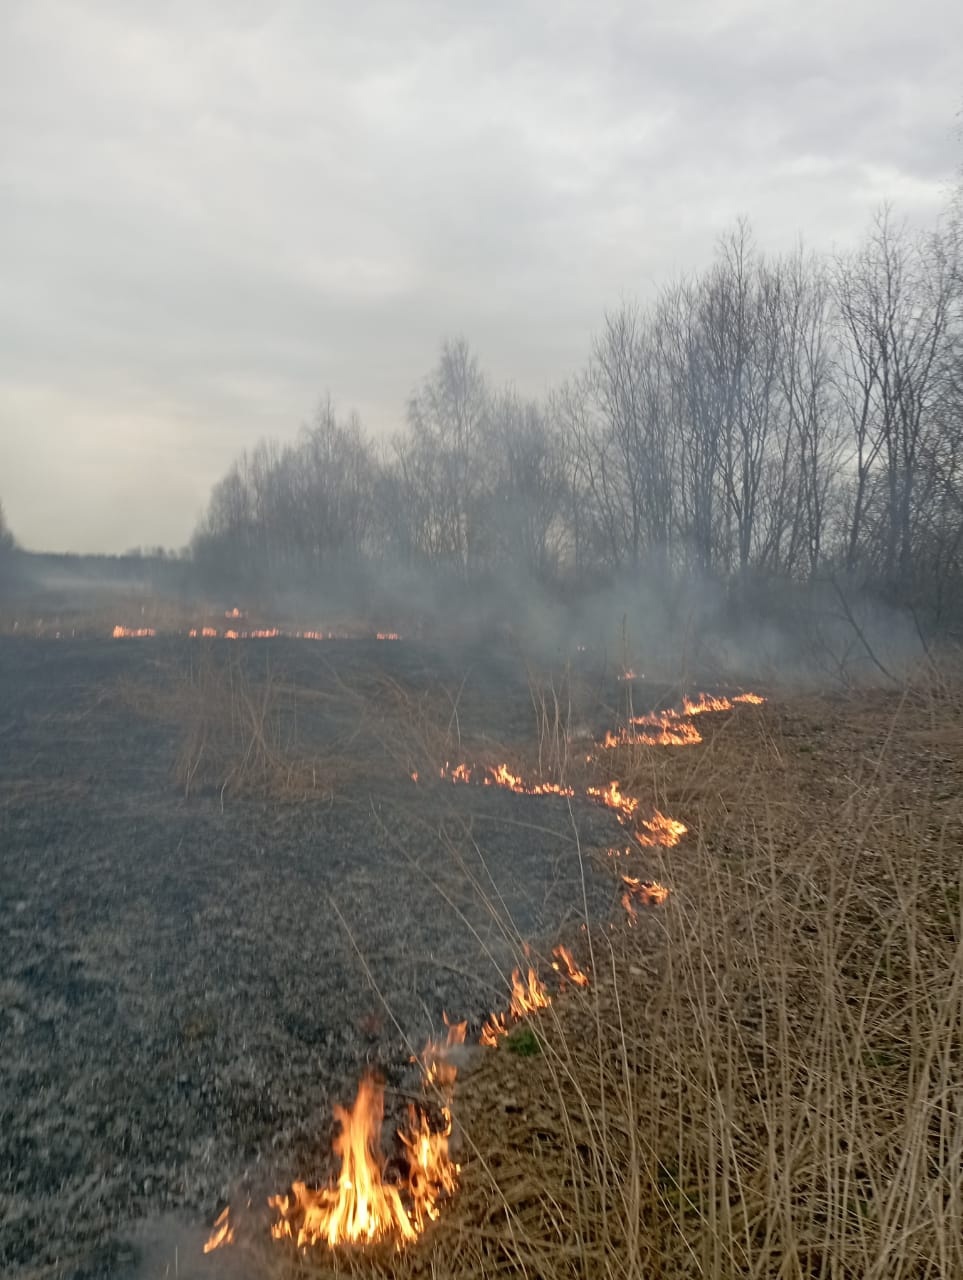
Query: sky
1,1,960,554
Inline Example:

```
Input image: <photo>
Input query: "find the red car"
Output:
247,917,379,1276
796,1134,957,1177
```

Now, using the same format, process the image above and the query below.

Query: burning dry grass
253,672,963,1280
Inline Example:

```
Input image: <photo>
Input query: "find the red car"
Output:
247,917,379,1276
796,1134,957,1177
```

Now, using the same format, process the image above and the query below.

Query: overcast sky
1,1,959,553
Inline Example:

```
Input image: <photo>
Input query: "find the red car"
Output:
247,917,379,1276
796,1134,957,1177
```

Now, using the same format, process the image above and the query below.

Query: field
1,627,961,1279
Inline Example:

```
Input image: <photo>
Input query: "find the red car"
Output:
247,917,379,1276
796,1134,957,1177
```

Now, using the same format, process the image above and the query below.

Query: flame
398,1102,458,1230
599,691,765,750
377,632,401,641
621,875,670,920
601,723,703,748
480,966,552,1045
225,607,245,619
437,761,575,797
111,626,156,638
268,1073,457,1249
636,811,688,848
552,944,590,988
421,1015,467,1092
587,780,640,821
203,1206,235,1253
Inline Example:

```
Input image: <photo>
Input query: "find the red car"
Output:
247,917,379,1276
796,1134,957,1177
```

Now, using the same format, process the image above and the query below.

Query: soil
0,636,655,1279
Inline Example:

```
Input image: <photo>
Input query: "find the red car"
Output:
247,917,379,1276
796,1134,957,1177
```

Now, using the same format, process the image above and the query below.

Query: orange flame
203,1206,235,1253
552,945,590,988
587,780,640,821
268,1074,456,1249
437,761,575,797
111,625,156,638
480,966,552,1045
421,1015,468,1092
636,811,688,848
621,875,670,921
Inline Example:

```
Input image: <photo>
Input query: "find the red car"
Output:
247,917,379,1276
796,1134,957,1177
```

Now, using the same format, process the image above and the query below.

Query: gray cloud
1,0,959,551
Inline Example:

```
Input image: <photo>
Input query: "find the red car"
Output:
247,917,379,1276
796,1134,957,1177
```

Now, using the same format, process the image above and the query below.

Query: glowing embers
267,1073,457,1249
111,625,156,638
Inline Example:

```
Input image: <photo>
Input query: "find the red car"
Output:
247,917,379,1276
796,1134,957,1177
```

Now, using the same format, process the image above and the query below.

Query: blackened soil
0,638,635,1278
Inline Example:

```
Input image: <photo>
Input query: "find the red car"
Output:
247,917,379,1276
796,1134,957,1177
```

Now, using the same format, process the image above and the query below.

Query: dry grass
251,667,963,1280
120,644,363,803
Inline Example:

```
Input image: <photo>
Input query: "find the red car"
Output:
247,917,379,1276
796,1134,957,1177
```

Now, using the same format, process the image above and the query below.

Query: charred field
2,630,962,1280
0,631,667,1277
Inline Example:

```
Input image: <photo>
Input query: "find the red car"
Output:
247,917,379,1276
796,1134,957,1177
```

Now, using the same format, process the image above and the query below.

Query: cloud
1,0,960,550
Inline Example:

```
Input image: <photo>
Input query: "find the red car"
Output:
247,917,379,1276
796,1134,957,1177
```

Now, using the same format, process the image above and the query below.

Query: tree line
193,203,963,628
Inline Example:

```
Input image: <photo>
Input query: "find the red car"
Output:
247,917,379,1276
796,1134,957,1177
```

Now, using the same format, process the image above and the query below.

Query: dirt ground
0,635,662,1279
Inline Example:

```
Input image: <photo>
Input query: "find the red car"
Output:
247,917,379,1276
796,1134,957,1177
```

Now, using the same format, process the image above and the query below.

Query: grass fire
5,28,962,1272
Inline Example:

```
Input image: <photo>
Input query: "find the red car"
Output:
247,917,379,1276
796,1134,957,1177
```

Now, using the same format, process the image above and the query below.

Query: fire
552,944,590,988
587,780,640,821
636,811,688,848
377,632,401,641
601,722,703,748
111,625,156,638
268,1073,457,1249
398,1103,459,1230
480,965,552,1046
437,761,575,797
420,1015,467,1093
203,1206,235,1253
621,875,670,920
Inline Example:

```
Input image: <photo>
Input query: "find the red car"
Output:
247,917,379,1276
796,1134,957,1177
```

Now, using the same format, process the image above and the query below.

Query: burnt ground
0,636,657,1279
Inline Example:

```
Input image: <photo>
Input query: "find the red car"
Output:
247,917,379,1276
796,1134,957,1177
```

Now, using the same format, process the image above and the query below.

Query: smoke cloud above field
1,0,960,552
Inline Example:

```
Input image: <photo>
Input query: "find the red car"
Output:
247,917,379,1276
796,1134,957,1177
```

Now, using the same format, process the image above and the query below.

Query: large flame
267,1073,457,1249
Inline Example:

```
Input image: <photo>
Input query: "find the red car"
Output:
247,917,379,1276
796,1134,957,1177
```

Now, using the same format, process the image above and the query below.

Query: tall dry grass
260,673,963,1280
407,676,962,1280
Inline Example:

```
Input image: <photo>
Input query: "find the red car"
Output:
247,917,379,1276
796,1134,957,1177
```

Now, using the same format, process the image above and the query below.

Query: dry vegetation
225,663,963,1280
112,641,963,1278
